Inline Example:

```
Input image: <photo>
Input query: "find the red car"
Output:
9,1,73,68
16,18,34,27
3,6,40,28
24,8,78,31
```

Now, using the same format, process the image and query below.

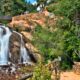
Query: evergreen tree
13,0,27,15
0,0,27,16
0,0,14,16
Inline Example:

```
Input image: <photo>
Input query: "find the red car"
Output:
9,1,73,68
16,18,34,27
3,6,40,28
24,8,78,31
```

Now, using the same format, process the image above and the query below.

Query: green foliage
26,2,37,13
29,62,51,80
13,0,27,15
47,0,80,69
33,0,80,69
0,0,36,16
48,0,80,17
0,0,14,16
32,24,64,62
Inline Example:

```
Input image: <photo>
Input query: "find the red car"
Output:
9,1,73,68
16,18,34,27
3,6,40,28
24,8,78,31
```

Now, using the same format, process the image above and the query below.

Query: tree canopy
0,0,36,16
32,0,80,69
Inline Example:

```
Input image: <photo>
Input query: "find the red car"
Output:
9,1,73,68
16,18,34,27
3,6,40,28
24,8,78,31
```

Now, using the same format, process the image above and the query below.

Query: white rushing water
0,25,30,65
20,40,30,64
0,25,12,65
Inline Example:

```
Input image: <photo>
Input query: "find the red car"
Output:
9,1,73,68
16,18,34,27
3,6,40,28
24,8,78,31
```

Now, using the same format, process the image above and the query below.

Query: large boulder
25,43,43,62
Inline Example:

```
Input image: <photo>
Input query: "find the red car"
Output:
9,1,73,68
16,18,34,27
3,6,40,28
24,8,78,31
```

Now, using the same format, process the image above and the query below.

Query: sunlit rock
21,31,33,42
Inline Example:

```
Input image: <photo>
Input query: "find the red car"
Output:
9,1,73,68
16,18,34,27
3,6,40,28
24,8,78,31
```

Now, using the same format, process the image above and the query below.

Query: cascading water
0,25,12,65
13,31,30,64
0,25,30,66
20,38,30,64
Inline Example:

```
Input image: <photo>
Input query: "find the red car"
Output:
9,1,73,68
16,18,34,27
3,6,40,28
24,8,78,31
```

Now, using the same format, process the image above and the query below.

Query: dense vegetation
32,0,80,69
1,0,79,70
48,0,80,69
30,62,51,80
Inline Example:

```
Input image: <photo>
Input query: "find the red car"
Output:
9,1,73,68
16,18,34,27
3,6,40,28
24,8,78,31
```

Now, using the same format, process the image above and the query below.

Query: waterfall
12,31,30,64
20,39,30,64
0,25,12,65
0,25,30,66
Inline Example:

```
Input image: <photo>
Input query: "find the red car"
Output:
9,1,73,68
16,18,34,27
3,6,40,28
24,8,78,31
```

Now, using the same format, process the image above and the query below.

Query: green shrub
29,62,51,80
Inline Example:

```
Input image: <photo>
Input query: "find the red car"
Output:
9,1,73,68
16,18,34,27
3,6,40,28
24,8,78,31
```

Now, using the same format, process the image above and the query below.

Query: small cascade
0,25,12,65
20,39,30,64
0,25,30,66
13,31,30,64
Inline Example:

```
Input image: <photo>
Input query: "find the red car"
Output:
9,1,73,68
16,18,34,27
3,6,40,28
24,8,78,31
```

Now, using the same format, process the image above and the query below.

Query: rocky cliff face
8,10,57,31
8,10,57,63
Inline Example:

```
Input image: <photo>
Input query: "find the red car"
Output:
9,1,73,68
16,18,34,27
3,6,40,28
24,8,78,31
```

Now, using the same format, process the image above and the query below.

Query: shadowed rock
9,32,21,64
0,16,12,21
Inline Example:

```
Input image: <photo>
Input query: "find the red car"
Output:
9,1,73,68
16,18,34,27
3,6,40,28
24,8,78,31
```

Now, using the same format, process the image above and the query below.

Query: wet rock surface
0,65,20,80
9,32,21,64
0,64,34,80
9,30,42,64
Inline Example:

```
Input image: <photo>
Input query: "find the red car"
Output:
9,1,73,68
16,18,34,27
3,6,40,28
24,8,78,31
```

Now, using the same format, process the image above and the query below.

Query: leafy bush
29,62,51,80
